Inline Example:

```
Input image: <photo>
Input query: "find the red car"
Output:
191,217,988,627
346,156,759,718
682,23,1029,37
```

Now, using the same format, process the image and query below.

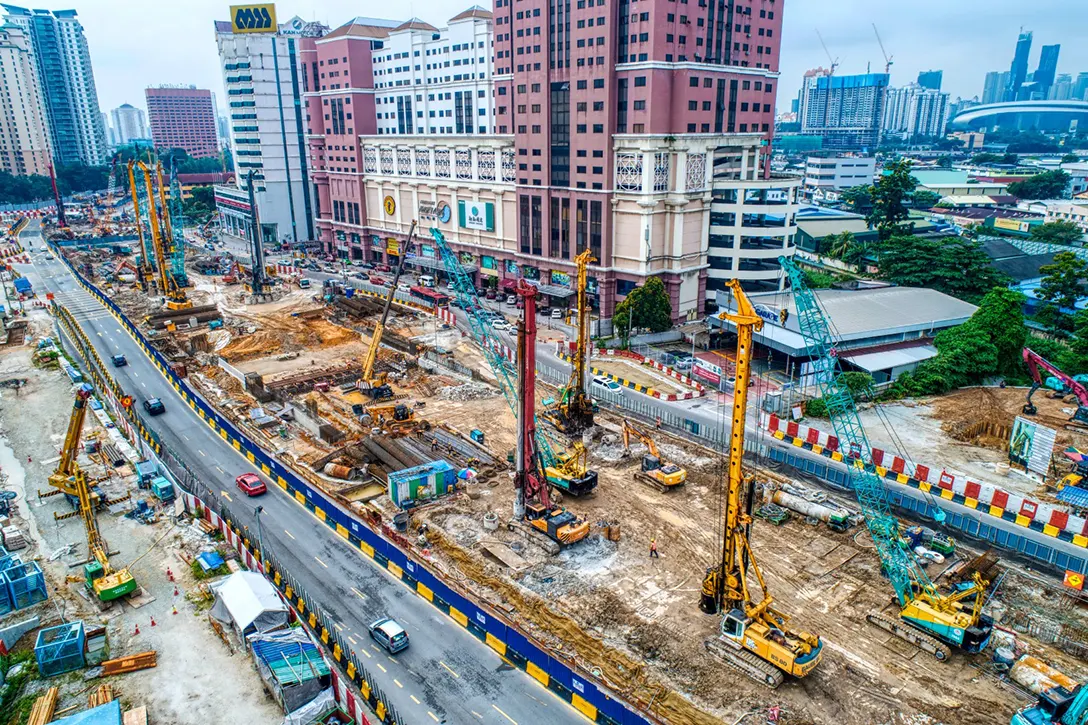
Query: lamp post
254,505,265,566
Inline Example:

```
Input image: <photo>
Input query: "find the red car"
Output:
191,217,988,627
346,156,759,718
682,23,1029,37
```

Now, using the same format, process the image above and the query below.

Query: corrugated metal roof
253,639,329,686
1058,486,1088,508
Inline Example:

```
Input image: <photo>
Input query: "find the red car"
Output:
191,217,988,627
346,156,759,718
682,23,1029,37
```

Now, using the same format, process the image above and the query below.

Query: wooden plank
122,706,148,725
88,683,114,708
102,650,157,675
27,687,58,725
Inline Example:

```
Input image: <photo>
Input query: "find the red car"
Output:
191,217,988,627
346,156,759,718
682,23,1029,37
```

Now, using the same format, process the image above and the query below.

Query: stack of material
88,683,115,708
27,687,58,725
101,650,157,675
1,525,25,550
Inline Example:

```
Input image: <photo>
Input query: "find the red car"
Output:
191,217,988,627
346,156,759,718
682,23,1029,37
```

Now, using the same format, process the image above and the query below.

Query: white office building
372,8,495,136
214,15,326,246
882,83,950,140
0,22,50,175
803,156,875,200
110,103,147,144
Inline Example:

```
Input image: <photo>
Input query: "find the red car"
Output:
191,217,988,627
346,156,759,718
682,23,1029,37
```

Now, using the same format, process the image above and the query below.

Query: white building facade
803,156,875,197
214,15,326,246
882,83,950,139
372,9,495,136
0,23,50,175
110,103,147,144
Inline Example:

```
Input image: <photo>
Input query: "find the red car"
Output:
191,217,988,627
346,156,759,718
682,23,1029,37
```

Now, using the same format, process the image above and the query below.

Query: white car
397,282,411,292
551,308,564,319
591,375,621,392
505,295,517,306
491,318,509,331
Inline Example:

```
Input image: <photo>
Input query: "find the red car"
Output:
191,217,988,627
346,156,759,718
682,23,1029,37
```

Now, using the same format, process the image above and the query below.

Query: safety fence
47,242,667,725
554,346,706,401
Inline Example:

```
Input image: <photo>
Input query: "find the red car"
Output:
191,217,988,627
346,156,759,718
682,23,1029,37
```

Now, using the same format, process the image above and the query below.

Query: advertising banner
230,3,277,33
693,359,722,386
458,201,495,231
1009,415,1057,476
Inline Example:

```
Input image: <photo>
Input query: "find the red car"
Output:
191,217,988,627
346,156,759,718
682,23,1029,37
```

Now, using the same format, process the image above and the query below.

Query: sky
61,0,1088,119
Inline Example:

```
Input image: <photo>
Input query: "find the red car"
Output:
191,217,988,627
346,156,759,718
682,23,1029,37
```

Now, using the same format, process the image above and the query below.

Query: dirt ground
586,355,699,395
0,315,282,725
856,386,1088,500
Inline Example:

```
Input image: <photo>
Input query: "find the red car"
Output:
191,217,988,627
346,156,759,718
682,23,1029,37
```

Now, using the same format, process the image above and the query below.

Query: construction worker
655,416,662,430
649,538,659,558
431,439,439,453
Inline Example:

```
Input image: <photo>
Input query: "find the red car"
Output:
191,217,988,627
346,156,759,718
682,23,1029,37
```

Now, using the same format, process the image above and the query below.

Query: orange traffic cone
166,567,174,582
150,616,157,627
172,604,178,615
173,586,179,597
133,622,140,635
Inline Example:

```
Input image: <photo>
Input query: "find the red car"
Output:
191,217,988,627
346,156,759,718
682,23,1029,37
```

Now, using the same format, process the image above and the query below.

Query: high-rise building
1005,30,1032,102
1,6,106,165
882,83,950,139
982,70,1009,105
799,71,890,149
917,70,943,91
1034,44,1060,95
1074,72,1088,102
0,22,50,175
145,86,218,158
1050,74,1073,101
110,103,147,144
214,15,327,247
216,115,228,147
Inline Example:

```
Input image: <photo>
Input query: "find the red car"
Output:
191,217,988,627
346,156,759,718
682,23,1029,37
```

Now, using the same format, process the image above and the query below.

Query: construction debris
27,687,58,725
101,650,158,675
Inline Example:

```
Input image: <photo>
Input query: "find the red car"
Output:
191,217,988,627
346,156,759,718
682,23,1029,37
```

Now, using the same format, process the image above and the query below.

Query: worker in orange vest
649,538,659,558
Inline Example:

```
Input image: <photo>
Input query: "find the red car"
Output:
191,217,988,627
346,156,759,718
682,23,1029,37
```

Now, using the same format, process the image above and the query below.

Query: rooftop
450,5,494,22
392,18,440,33
323,16,401,40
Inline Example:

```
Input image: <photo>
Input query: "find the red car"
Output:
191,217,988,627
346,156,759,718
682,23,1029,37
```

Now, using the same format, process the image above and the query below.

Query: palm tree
824,231,856,260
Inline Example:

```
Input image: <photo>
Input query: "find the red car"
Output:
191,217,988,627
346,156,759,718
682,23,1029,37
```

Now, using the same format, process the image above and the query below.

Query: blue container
387,460,456,508
3,559,47,610
35,621,85,677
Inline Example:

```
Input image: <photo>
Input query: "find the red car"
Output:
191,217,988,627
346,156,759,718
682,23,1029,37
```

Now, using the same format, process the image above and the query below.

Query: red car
235,473,267,497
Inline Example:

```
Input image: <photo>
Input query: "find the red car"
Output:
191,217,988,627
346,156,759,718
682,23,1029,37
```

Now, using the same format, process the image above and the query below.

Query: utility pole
49,163,66,228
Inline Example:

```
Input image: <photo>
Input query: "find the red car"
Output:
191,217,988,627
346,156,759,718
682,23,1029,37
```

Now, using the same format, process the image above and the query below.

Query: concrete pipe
771,490,846,524
323,463,355,480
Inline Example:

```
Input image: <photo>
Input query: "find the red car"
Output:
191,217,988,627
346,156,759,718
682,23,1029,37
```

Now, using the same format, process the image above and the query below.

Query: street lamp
254,505,265,566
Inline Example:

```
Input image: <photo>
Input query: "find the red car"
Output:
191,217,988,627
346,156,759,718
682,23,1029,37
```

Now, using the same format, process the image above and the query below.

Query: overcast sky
66,0,1088,118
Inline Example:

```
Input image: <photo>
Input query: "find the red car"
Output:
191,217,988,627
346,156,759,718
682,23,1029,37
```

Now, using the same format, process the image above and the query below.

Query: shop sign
458,200,495,231
383,195,396,216
586,276,598,294
371,234,383,248
386,238,399,256
550,270,571,287
522,265,540,280
335,230,346,241
421,245,436,258
505,260,519,275
459,252,475,265
481,255,497,270
693,359,722,385
419,199,452,224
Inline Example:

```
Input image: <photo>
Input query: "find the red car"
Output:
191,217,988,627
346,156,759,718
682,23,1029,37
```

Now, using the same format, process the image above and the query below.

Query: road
20,220,585,725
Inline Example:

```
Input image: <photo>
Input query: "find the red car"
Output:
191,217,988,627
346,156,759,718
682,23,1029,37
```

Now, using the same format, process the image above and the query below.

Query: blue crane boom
779,255,991,659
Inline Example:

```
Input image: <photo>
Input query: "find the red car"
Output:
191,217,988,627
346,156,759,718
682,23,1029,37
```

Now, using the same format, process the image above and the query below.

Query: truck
13,277,32,296
296,277,312,289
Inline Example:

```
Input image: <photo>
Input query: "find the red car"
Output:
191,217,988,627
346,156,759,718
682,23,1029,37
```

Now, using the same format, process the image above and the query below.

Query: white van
418,274,435,288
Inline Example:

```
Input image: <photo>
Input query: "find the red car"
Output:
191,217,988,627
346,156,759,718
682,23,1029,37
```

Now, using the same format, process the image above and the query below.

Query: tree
613,276,673,342
1036,251,1088,333
822,231,855,259
877,235,1008,302
1008,170,1071,199
911,190,942,209
802,269,836,289
805,371,874,417
866,159,917,241
1030,220,1084,246
1062,153,1081,164
935,156,954,169
840,185,872,212
969,287,1028,376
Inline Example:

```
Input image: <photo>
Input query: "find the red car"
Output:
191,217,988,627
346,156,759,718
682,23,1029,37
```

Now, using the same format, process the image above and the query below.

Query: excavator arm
360,221,418,395
1022,347,1088,424
622,419,660,459
48,383,94,497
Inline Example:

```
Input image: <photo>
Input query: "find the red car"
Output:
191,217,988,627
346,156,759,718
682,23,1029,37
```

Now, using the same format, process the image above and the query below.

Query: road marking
394,678,403,688
371,644,381,653
348,636,357,645
492,705,517,724
351,587,366,600
220,491,232,502
141,382,146,388
471,712,483,720
314,556,328,568
284,530,295,540
334,623,343,632
363,650,371,658
198,450,206,457
428,713,440,723
376,663,387,673
410,695,421,705
216,466,225,474
440,661,460,678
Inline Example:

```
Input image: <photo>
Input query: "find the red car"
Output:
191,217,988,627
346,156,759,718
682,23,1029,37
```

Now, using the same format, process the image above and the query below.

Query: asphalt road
20,221,585,725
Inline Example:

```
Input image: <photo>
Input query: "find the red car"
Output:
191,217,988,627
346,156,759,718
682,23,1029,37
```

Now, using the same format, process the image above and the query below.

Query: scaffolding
35,621,85,677
2,558,47,610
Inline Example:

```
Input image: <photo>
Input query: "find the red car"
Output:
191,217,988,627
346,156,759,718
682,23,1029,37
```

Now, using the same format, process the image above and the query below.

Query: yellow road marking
440,661,460,678
371,644,381,653
220,491,232,502
334,623,343,632
410,695,421,705
314,556,328,568
428,713,440,723
376,663,387,673
492,705,518,724
363,650,371,658
394,679,403,688
348,636,357,645
284,530,295,540
352,587,366,600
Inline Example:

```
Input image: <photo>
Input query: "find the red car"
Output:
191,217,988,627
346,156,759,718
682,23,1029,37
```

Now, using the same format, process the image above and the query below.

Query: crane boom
815,29,839,74
780,255,991,658
544,250,597,433
1022,347,1088,424
872,23,893,74
127,161,153,291
48,383,94,498
359,221,418,398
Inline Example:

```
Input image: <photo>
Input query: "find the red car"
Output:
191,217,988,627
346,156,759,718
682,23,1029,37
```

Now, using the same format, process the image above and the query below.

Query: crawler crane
621,419,686,491
699,279,823,688
131,160,191,310
49,384,137,602
780,256,992,660
359,221,418,400
543,249,597,434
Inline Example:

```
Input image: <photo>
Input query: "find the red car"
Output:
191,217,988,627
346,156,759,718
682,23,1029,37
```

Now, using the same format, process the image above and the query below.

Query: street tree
1008,170,1071,199
1062,153,1081,164
613,276,673,343
969,287,1028,376
1036,251,1088,333
1030,220,1083,246
840,185,872,212
911,190,942,208
866,159,917,241
877,235,1006,302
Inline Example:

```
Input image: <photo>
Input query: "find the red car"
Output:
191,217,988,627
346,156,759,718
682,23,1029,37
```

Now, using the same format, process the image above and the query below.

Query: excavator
781,256,992,661
543,250,597,434
49,384,137,602
621,419,687,491
700,279,823,688
514,280,590,546
1013,680,1088,725
359,221,418,400
1022,347,1088,426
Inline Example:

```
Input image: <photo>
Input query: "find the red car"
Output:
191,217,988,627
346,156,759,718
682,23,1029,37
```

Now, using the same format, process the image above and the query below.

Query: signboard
504,260,519,275
693,359,722,386
419,200,451,223
371,234,383,248
386,238,399,256
480,255,497,276
458,200,495,231
993,217,1029,233
230,3,277,33
522,265,540,280
551,270,571,287
459,252,475,265
1065,570,1085,591
421,245,435,258
383,195,396,216
1009,415,1057,476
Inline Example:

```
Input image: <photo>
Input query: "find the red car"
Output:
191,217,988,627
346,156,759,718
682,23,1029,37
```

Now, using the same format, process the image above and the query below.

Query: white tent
210,571,289,636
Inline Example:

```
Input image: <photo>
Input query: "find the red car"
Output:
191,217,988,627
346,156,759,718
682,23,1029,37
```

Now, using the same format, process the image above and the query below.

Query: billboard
230,4,277,33
458,201,494,231
693,359,722,386
1009,415,1057,476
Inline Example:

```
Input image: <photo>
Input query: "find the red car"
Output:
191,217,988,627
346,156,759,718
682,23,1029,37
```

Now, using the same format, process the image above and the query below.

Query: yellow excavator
359,221,418,400
543,250,597,434
699,280,822,688
621,419,687,491
49,384,137,602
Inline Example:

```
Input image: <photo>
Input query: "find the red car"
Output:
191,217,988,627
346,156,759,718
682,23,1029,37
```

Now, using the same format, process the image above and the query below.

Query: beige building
0,24,51,176
1045,202,1088,233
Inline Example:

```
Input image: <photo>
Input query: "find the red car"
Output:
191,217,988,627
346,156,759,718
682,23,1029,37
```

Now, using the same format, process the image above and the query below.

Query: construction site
16,160,1088,725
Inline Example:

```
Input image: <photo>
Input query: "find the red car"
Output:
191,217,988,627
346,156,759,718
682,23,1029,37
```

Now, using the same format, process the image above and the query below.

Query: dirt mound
220,314,358,363
930,386,1088,451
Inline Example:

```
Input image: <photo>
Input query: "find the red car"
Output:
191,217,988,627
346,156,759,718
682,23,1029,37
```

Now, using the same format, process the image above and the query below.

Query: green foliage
970,287,1028,375
0,163,110,204
935,156,954,169
802,269,836,289
877,235,1008,302
970,152,1018,165
805,371,874,418
840,184,872,212
1061,153,1081,164
613,276,673,340
911,190,942,208
1008,169,1071,199
1037,251,1088,334
867,159,917,241
1059,311,1088,374
181,185,216,220
1030,220,1083,246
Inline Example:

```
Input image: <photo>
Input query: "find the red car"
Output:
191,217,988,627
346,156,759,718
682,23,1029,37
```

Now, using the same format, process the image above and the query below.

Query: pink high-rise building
145,86,218,158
